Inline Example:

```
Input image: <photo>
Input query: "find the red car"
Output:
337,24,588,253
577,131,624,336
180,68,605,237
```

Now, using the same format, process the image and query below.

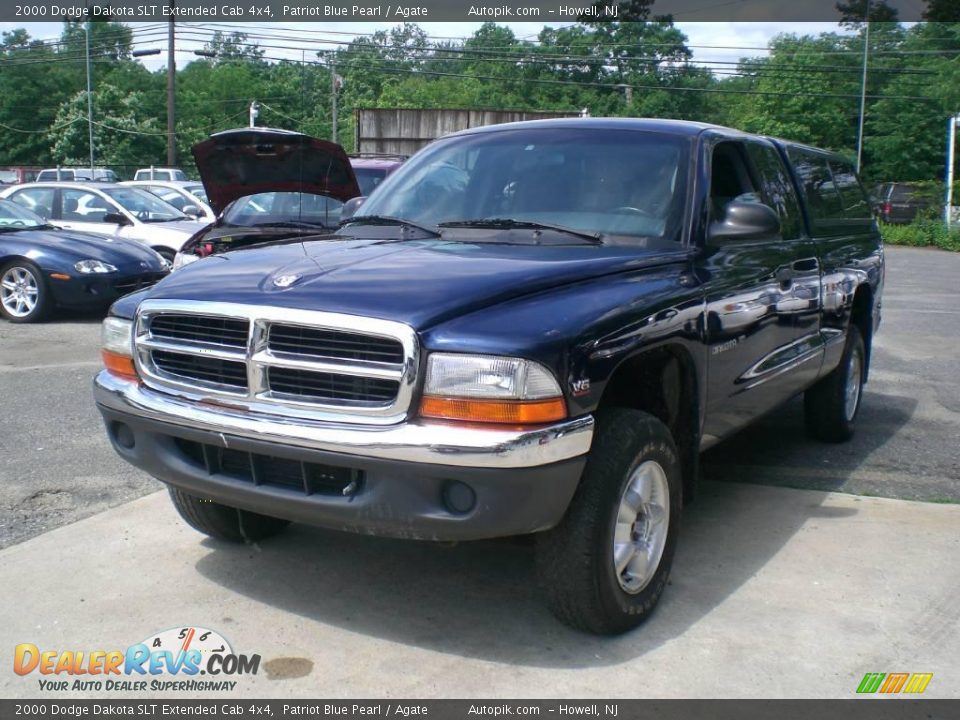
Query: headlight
172,252,198,270
101,316,137,379
75,259,117,274
420,353,566,424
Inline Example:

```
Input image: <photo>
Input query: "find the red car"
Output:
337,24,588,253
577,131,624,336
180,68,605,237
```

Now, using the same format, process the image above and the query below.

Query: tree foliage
0,19,957,185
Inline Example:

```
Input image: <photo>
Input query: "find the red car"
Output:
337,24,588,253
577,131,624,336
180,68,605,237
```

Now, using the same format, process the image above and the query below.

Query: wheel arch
596,343,701,504
849,283,874,382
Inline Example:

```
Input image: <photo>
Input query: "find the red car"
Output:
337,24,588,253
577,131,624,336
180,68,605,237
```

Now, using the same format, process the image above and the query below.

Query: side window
787,149,845,229
745,142,804,240
828,159,870,219
9,188,55,219
62,189,110,222
709,142,759,223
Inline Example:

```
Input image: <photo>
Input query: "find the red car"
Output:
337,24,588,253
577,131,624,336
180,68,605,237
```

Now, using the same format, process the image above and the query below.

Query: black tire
804,325,866,443
0,260,51,323
152,247,176,264
168,487,290,543
535,408,682,635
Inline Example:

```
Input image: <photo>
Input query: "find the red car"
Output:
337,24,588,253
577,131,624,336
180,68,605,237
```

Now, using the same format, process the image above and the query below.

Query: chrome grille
134,300,419,425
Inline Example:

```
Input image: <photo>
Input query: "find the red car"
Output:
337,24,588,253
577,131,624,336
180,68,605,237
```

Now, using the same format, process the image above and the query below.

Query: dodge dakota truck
94,119,884,634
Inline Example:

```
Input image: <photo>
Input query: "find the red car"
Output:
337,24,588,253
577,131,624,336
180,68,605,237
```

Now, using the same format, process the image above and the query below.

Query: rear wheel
0,261,50,323
168,488,290,543
804,325,865,443
535,408,682,634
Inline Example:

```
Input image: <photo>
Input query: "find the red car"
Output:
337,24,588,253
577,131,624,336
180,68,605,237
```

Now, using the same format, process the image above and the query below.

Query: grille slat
174,438,362,496
152,350,248,389
269,324,404,364
151,315,249,348
268,367,398,403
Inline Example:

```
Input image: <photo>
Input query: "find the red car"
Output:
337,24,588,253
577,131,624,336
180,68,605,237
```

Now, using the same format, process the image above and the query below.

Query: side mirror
339,196,367,221
102,212,131,226
708,201,781,242
182,204,201,218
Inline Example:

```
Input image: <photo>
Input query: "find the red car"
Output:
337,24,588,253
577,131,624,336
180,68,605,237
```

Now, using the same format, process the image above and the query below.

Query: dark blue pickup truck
94,119,883,634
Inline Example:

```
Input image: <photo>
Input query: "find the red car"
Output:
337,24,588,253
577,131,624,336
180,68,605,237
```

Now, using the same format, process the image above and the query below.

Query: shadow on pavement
703,390,919,495
193,388,914,668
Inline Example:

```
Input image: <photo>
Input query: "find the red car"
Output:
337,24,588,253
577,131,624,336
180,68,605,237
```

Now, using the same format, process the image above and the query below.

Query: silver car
0,182,206,262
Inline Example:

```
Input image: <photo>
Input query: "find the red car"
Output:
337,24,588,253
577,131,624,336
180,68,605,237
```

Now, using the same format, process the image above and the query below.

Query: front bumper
49,272,165,308
94,371,594,540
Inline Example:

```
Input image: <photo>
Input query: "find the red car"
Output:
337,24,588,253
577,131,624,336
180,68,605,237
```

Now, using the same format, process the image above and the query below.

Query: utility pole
249,101,259,128
946,114,959,228
855,1,871,174
166,2,176,166
85,17,95,175
330,54,338,144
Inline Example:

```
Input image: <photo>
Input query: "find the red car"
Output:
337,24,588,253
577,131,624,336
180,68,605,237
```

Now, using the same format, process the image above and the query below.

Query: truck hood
144,236,686,329
191,128,361,215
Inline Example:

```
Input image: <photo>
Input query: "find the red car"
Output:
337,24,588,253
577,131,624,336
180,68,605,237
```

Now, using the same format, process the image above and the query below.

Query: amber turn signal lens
419,396,567,424
101,350,138,380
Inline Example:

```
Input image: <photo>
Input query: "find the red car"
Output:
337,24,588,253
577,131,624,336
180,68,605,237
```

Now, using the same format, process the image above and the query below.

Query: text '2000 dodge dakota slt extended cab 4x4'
94,119,883,634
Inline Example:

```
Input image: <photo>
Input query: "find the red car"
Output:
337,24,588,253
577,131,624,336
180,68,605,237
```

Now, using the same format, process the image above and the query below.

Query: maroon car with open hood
174,128,361,269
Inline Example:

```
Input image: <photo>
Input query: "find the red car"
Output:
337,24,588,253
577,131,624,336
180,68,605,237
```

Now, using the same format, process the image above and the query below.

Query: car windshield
353,167,390,197
102,187,188,222
222,192,344,228
355,128,690,243
0,198,48,230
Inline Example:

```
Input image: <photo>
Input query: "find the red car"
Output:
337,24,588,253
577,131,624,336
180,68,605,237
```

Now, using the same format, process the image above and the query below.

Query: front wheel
804,325,865,443
168,488,290,543
535,408,682,635
0,261,50,323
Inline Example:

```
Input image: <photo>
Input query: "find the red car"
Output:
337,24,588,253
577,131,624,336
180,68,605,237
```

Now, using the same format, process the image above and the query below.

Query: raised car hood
144,237,684,330
191,128,361,215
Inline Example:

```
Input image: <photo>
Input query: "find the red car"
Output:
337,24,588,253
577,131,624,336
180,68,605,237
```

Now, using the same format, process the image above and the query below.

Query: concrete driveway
1,481,957,698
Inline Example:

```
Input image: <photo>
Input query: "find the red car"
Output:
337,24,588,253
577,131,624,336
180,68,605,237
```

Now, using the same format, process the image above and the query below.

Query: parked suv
874,182,937,224
94,119,883,634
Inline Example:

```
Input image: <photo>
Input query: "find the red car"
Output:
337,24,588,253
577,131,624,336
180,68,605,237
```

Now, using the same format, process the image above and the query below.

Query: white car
134,167,188,182
0,182,206,263
121,180,216,223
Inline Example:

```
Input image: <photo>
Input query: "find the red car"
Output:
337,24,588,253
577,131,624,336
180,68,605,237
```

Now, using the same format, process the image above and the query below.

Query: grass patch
879,216,960,252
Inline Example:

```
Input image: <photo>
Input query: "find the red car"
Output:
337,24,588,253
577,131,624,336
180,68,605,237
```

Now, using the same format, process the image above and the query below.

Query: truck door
697,139,821,446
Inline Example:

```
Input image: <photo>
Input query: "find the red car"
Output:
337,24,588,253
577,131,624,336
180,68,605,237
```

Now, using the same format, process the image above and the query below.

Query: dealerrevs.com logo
14,626,260,693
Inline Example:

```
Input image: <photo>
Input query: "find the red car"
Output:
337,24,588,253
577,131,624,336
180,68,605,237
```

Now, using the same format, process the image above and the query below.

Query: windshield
102,187,188,222
356,128,689,243
0,198,48,229
353,167,389,197
222,192,344,228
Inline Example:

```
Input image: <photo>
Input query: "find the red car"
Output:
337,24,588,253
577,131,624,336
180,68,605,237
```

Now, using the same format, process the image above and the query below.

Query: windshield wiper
339,214,440,237
438,218,603,243
251,220,331,230
143,217,189,223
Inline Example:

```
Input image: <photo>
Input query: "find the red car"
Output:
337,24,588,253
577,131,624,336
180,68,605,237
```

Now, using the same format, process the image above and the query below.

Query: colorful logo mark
857,672,933,694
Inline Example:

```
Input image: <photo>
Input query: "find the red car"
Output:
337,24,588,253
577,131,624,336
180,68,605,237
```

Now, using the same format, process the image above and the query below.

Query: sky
0,20,849,73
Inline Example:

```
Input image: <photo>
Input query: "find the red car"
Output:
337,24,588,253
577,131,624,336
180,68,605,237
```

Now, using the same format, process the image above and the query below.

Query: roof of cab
450,116,751,139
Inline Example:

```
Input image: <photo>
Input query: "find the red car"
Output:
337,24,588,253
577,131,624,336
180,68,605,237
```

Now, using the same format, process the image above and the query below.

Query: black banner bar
0,0,949,24
0,700,958,720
